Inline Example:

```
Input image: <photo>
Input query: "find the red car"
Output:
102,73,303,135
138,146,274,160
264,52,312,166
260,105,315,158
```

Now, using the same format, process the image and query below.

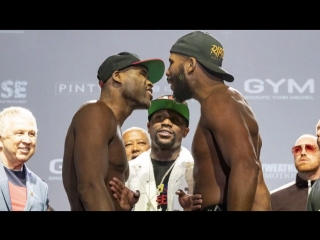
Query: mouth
147,88,153,100
19,147,30,152
158,129,173,137
299,158,309,163
147,87,153,94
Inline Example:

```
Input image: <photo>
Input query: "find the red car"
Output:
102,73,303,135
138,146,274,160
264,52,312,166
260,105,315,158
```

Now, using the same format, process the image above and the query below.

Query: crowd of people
2,30,319,211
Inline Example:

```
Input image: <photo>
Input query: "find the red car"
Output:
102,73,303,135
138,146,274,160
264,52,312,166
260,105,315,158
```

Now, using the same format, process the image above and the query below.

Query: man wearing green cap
62,52,165,211
110,95,202,211
166,30,271,211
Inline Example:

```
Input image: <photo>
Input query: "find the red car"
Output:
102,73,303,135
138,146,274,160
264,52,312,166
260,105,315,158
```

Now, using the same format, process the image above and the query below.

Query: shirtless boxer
166,31,271,211
62,52,164,211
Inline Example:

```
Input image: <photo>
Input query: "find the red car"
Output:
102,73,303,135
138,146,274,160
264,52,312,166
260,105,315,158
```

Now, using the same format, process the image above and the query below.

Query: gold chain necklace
133,160,156,211
156,160,176,196
133,158,177,211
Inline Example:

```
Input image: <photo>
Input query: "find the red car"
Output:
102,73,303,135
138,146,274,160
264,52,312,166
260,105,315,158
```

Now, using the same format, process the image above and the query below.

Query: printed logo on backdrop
0,79,28,104
49,159,62,181
262,163,297,179
243,78,315,100
55,82,174,96
55,82,100,95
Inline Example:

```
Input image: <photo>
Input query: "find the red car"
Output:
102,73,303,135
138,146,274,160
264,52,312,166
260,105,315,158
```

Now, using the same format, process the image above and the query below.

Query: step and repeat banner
0,30,319,210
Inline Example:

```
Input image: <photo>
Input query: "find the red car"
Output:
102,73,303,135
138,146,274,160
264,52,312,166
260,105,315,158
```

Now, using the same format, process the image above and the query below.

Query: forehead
169,53,188,62
151,109,183,119
123,65,148,73
317,120,320,130
123,130,148,140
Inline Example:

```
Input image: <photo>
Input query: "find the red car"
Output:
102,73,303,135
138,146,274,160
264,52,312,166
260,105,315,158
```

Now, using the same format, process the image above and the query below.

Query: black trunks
201,204,226,211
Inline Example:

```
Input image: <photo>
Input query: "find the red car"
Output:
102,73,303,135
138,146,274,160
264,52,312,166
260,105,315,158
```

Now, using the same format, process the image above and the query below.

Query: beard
171,66,192,103
295,162,319,173
124,84,151,110
154,131,176,149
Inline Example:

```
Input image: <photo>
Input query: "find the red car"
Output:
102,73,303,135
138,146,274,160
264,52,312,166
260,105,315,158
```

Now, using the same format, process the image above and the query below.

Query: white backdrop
0,30,319,210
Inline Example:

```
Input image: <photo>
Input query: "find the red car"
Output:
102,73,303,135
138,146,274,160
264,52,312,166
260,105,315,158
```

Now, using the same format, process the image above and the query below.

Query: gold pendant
157,184,163,196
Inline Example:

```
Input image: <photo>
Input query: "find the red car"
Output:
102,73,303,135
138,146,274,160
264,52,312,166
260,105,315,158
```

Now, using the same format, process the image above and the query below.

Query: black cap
97,52,165,83
170,31,234,82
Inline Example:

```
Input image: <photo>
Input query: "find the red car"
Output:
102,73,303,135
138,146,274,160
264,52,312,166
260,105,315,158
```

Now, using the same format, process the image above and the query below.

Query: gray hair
0,106,38,137
122,126,151,144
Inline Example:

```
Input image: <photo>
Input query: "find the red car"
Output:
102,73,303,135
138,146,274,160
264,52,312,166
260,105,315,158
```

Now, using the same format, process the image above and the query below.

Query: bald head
295,134,317,146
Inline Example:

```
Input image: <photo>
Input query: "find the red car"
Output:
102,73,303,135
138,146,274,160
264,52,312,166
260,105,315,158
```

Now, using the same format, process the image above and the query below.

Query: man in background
110,95,202,211
271,134,320,211
306,120,320,211
122,126,151,161
0,106,50,211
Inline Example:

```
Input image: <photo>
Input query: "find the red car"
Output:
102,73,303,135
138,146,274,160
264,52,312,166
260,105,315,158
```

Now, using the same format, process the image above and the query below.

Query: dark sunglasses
291,144,318,156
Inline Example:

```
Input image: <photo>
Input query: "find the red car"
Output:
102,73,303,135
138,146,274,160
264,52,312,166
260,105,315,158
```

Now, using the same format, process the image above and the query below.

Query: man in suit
271,134,320,211
0,106,50,211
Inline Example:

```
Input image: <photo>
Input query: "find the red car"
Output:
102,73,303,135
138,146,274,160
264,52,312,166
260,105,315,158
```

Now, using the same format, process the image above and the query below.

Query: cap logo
210,45,224,61
157,95,174,100
157,95,188,105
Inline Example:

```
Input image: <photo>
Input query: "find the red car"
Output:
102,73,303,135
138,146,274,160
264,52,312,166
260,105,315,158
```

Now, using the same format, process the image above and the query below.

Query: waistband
201,204,226,211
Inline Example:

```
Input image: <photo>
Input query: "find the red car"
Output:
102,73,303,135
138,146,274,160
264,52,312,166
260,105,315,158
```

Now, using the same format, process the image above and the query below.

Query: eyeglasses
291,144,319,156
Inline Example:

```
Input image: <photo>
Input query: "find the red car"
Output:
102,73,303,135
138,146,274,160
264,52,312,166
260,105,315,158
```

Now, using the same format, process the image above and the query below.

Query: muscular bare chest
108,136,128,182
192,123,216,165
192,122,229,183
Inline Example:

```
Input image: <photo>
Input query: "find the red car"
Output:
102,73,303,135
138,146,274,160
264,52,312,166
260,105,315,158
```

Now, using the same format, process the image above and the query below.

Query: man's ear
98,80,104,88
187,57,197,74
182,127,190,138
112,70,122,84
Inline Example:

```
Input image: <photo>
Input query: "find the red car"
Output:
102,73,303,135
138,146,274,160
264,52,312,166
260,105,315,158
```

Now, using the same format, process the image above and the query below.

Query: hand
176,189,202,211
109,177,140,211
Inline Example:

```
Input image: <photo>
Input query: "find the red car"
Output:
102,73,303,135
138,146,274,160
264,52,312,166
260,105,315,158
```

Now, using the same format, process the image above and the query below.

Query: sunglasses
291,144,319,156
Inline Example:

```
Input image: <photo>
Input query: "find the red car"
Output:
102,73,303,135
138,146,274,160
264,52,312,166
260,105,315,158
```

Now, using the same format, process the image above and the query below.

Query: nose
161,118,173,127
21,135,32,143
132,142,140,152
301,146,307,155
147,79,153,87
165,68,169,77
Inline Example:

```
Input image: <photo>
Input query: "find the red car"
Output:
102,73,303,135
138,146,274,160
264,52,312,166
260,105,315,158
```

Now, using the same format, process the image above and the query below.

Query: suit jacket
0,161,49,211
270,174,316,211
126,146,194,211
306,178,320,211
